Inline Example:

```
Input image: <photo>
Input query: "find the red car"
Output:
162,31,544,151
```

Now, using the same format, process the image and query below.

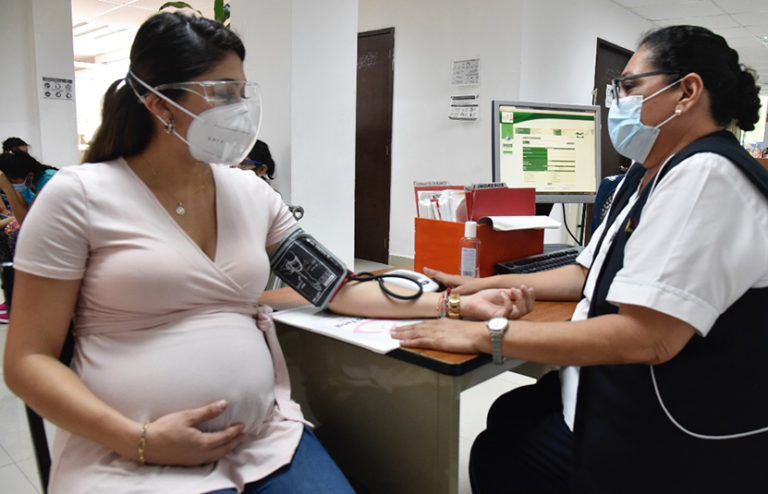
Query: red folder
468,187,535,220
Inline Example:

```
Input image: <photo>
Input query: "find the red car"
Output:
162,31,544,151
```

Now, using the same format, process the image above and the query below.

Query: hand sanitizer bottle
459,221,480,277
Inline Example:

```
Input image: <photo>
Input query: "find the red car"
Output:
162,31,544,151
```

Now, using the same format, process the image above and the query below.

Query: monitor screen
492,100,601,203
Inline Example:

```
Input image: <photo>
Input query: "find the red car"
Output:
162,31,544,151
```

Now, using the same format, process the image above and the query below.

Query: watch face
488,317,507,331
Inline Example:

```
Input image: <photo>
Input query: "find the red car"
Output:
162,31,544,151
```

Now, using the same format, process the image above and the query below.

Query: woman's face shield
155,80,262,121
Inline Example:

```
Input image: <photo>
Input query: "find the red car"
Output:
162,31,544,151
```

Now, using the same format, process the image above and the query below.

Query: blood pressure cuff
269,228,350,308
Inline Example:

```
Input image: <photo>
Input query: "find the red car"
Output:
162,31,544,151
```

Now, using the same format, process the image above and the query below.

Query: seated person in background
3,12,533,494
0,203,16,323
2,136,30,154
393,25,768,494
0,151,58,224
239,139,276,182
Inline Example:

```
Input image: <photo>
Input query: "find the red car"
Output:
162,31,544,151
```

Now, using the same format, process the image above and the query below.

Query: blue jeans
207,425,355,494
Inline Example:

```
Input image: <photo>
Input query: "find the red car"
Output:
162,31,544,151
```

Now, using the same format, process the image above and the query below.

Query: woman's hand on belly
142,399,245,466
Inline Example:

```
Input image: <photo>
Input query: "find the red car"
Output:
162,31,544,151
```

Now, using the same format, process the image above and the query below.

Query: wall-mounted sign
449,94,479,120
42,76,74,101
451,58,479,86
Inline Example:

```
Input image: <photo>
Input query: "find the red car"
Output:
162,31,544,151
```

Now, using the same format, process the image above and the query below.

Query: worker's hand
423,267,489,295
391,318,487,354
138,400,245,466
461,285,535,320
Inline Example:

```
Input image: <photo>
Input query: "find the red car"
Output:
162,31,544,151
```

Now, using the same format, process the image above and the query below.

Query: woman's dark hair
84,12,246,163
247,140,276,179
639,25,761,131
2,137,29,153
0,151,57,186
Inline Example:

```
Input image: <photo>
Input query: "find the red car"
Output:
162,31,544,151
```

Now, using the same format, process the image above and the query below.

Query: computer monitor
492,100,601,203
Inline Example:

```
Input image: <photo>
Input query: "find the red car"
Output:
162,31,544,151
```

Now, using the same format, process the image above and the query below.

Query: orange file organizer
414,218,544,277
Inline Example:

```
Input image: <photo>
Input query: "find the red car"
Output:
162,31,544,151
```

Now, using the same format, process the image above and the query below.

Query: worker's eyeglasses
605,71,679,108
155,80,259,107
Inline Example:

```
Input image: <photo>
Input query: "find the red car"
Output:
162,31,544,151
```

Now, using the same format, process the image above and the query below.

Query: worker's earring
674,107,682,116
164,117,175,134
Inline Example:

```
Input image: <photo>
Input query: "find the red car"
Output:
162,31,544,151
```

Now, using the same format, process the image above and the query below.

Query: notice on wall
451,58,479,86
449,94,479,120
42,77,74,101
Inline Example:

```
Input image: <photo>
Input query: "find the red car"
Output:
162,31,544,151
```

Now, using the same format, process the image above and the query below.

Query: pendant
175,204,186,216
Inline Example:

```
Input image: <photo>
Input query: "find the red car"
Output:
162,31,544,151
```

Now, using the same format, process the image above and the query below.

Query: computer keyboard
495,246,582,274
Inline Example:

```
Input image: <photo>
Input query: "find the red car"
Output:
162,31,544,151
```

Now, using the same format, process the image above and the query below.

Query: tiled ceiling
70,0,768,87
71,0,212,67
611,0,768,88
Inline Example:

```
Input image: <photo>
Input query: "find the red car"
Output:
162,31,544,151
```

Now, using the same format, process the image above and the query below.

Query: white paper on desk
478,215,561,231
271,306,422,354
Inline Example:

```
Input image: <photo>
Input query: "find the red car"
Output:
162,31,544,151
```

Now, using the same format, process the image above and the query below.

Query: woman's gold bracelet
447,293,461,319
138,421,150,465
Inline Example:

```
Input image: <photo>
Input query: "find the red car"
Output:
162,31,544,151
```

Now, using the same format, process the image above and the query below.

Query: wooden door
583,38,633,242
355,28,394,263
594,38,634,179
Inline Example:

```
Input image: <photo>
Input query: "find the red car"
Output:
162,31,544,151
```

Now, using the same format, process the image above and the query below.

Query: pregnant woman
3,12,530,494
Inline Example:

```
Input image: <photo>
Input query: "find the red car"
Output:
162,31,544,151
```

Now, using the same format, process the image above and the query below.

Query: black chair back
3,263,74,493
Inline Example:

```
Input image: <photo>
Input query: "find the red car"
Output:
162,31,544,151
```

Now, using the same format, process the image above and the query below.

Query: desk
261,288,575,494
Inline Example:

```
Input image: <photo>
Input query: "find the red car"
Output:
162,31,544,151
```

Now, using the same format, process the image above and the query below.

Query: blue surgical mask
607,78,682,163
12,182,28,194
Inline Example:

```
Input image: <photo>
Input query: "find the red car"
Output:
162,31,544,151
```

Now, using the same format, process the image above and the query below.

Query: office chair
590,174,624,232
3,263,74,494
25,330,74,494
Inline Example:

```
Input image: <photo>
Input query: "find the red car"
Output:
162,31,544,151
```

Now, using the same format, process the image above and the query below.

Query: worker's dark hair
639,25,761,130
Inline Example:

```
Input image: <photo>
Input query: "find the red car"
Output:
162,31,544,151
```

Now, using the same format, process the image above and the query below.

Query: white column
30,0,79,166
232,0,359,267
0,0,78,166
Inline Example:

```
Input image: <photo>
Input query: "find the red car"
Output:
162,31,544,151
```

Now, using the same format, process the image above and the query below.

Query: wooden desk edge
260,287,576,366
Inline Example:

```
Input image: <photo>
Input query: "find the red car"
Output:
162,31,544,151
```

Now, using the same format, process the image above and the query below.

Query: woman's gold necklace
137,155,189,216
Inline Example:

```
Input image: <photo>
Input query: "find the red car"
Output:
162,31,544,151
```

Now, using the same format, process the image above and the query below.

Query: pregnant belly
73,313,276,434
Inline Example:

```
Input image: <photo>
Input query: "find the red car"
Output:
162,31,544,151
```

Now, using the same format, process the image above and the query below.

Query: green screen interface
497,105,597,195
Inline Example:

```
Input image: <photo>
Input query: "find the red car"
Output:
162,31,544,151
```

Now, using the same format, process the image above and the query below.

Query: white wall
0,0,41,157
231,0,293,201
360,0,653,258
230,0,654,261
519,0,650,104
233,0,359,268
0,0,79,167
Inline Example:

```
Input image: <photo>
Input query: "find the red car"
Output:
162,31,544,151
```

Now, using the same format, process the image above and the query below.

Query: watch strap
490,330,504,364
487,317,508,365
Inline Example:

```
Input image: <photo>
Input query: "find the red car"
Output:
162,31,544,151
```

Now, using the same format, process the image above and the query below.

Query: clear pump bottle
459,221,480,277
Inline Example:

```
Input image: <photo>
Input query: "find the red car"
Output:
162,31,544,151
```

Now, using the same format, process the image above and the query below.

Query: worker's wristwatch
486,317,508,365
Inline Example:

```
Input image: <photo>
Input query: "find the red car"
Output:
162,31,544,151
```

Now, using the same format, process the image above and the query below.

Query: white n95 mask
127,71,262,165
185,102,259,164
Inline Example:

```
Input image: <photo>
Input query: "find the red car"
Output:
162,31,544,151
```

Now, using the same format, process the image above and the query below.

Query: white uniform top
561,152,768,429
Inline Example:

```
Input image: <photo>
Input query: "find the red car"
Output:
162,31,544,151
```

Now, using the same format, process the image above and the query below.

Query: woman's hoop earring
164,118,175,134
